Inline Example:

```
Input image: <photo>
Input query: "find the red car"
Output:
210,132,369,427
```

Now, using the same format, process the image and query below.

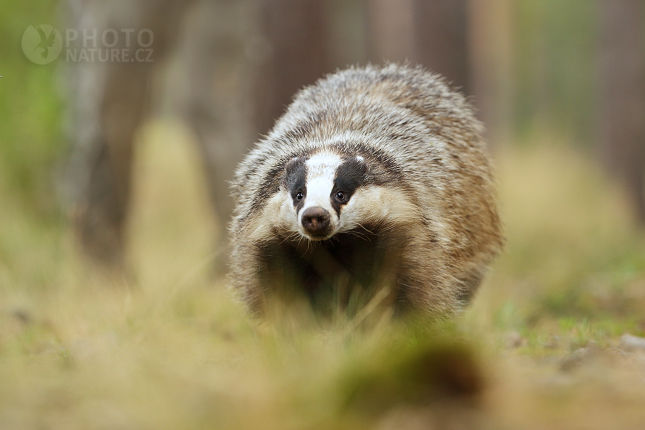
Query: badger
229,64,503,318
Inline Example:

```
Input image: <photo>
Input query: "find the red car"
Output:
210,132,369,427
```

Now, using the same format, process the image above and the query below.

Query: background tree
365,0,470,93
598,0,645,224
252,0,330,136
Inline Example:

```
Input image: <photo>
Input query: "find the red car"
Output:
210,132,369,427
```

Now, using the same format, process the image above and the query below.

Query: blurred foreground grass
1,122,645,429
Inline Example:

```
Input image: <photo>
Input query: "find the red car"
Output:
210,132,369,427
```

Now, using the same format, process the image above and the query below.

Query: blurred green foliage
514,0,598,144
0,0,63,218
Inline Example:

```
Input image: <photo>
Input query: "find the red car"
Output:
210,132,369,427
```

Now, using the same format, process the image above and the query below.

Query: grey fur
229,64,503,317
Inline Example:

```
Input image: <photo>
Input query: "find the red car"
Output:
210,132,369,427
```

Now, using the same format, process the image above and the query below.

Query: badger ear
285,157,301,172
355,156,367,172
350,156,368,176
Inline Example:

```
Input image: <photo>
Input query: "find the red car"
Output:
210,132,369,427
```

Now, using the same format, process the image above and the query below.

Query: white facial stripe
306,153,342,178
305,176,335,208
288,153,342,239
303,153,342,211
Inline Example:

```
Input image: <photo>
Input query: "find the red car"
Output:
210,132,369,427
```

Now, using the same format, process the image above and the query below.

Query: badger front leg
229,240,269,316
396,235,460,319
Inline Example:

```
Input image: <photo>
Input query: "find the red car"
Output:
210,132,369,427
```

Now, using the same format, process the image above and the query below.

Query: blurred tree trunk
365,0,470,94
365,0,416,64
66,0,194,271
467,0,514,145
252,0,330,136
365,0,512,146
598,0,645,224
412,0,470,95
65,0,256,273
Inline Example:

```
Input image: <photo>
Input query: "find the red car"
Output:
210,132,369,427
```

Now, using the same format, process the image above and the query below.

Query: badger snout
301,206,331,238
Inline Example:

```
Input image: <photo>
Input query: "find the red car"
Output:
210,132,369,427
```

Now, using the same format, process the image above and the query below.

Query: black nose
301,206,331,236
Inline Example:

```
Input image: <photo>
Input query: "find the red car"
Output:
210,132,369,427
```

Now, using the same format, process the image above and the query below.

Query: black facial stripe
284,157,308,213
332,143,406,185
331,157,368,216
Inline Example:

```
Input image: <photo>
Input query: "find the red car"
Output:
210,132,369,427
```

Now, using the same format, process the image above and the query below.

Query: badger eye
335,191,345,201
296,192,304,201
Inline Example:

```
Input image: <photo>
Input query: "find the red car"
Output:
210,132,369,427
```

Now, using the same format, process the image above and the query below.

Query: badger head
279,152,369,241
246,150,417,244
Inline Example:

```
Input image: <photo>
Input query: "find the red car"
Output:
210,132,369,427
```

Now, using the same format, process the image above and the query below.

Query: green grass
0,0,64,215
2,124,645,429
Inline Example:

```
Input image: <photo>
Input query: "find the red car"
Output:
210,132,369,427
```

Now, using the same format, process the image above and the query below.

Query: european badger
229,64,503,318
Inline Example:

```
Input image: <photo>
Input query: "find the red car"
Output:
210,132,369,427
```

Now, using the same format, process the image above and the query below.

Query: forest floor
1,122,645,430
